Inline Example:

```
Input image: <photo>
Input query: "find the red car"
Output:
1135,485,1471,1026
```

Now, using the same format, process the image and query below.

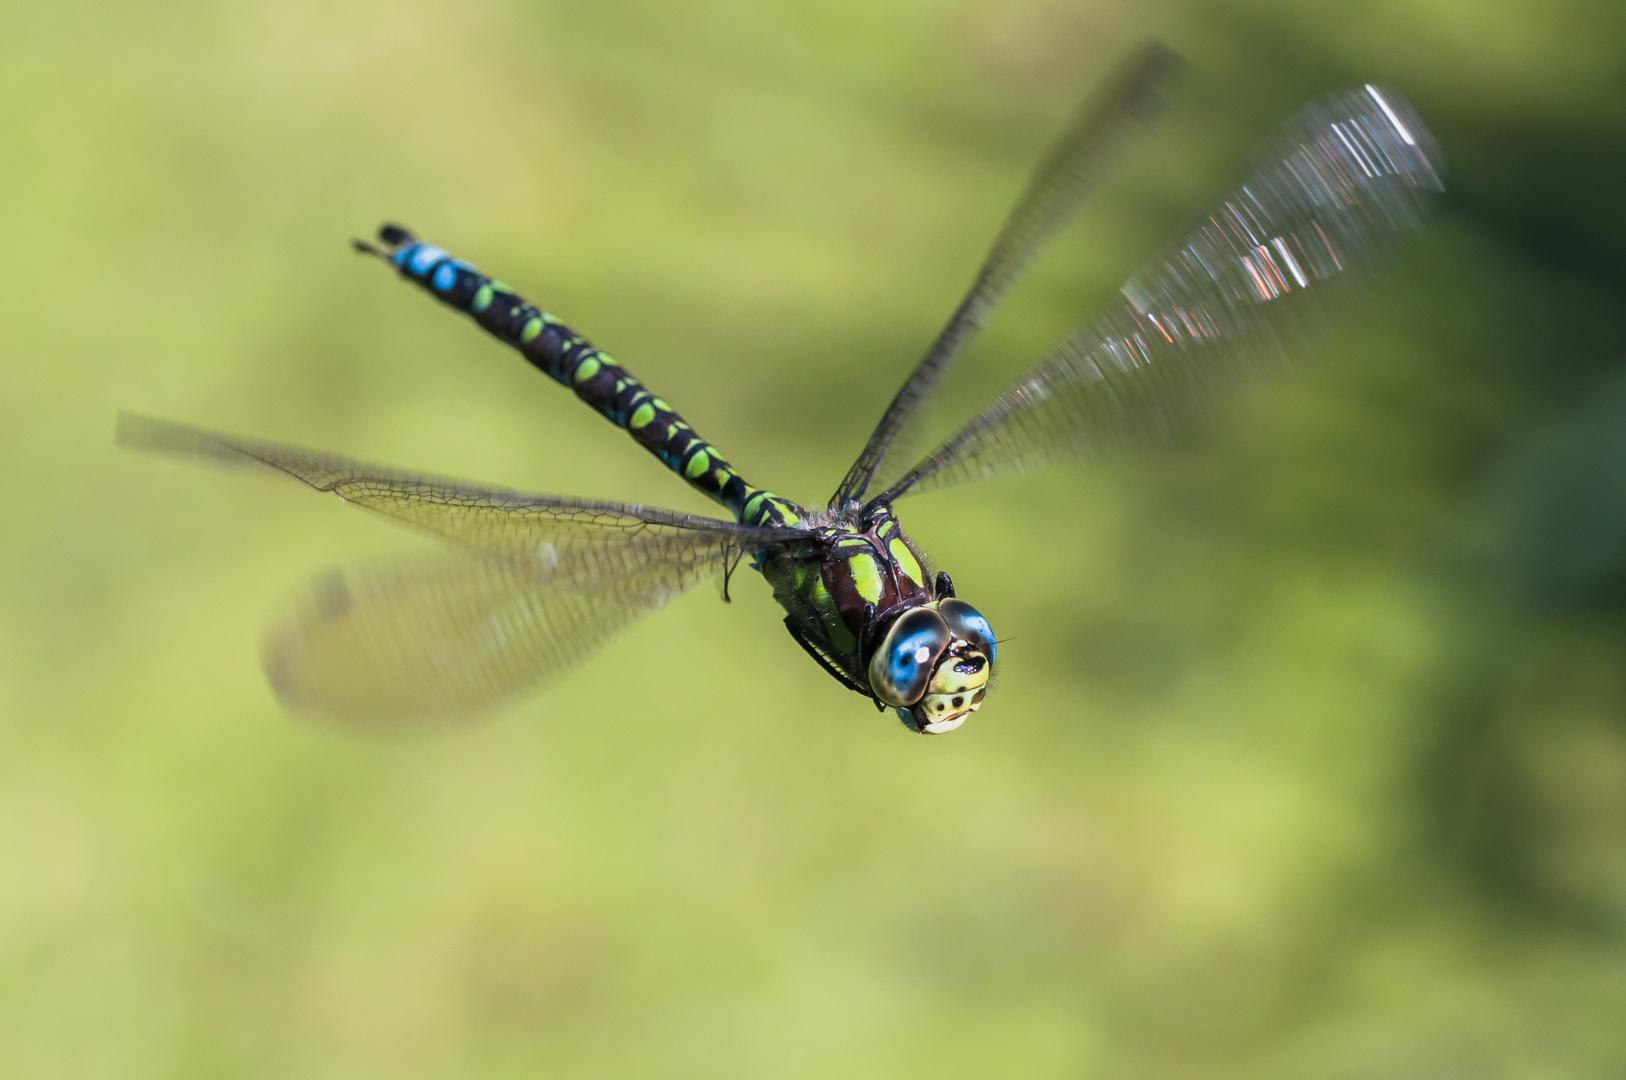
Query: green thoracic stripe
849,553,884,605
888,538,923,587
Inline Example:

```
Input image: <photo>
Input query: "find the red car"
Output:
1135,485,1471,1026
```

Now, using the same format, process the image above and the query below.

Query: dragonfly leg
783,616,872,700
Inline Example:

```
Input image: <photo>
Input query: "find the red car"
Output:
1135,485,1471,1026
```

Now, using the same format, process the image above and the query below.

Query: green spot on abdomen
521,318,543,343
889,538,923,587
472,284,494,312
849,554,884,605
741,491,799,527
684,450,711,479
573,356,600,382
629,402,656,429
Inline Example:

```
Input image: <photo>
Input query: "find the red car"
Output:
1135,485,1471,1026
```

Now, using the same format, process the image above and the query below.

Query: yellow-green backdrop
4,0,1626,1076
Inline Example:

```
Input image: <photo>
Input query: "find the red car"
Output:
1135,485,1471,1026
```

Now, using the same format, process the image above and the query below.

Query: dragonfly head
867,598,996,734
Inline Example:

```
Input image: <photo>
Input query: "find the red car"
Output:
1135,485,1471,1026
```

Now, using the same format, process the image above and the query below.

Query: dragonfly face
868,598,996,734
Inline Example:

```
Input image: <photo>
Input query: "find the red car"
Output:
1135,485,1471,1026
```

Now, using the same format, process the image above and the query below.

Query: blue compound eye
868,607,952,707
939,599,995,664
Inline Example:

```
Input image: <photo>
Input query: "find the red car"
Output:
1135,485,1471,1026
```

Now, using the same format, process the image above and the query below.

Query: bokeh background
5,0,1626,1076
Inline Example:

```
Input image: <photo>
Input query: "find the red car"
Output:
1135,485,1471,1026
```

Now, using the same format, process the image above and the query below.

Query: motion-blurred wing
119,412,810,722
830,40,1183,507
263,552,685,725
886,85,1442,500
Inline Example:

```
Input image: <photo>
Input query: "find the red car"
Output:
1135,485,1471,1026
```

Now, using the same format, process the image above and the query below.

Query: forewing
886,85,1442,500
830,41,1183,507
119,412,811,724
263,551,701,726
117,412,806,573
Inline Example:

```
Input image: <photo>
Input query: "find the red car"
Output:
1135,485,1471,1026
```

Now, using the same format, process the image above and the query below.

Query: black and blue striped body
364,226,949,699
371,227,802,532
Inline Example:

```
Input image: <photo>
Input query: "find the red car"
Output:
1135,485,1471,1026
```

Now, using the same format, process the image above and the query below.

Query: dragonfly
120,43,1442,733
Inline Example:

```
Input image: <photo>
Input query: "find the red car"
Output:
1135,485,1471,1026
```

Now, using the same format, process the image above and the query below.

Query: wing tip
262,626,499,735
116,410,198,453
1127,39,1187,97
1361,83,1446,185
1312,83,1446,193
259,562,516,735
115,411,266,471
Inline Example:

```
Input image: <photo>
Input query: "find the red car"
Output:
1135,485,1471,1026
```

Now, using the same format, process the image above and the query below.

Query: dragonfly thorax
762,503,995,733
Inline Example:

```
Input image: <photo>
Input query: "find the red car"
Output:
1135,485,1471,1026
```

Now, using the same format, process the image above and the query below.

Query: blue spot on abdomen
409,245,448,274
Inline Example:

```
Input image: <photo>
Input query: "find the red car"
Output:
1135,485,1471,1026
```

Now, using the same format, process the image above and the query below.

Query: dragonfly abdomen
362,226,802,530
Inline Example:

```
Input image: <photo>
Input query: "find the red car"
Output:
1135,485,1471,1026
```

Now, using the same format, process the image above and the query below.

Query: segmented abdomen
368,225,800,530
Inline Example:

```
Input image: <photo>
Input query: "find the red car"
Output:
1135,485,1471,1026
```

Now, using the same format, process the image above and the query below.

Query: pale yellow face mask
867,599,996,734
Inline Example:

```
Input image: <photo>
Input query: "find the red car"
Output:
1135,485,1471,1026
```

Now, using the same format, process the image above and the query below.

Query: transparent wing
830,40,1183,507
885,85,1443,501
117,412,805,569
261,552,689,726
118,412,810,723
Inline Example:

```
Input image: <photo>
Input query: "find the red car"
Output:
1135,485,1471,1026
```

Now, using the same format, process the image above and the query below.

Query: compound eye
868,607,951,707
939,599,996,663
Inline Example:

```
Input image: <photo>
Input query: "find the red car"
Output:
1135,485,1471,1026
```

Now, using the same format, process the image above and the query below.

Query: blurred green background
5,0,1626,1076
